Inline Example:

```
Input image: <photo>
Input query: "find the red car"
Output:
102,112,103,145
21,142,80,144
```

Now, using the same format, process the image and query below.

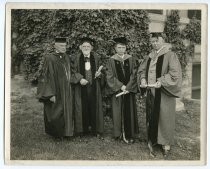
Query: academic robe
71,52,104,135
106,54,139,139
138,45,182,145
37,53,73,137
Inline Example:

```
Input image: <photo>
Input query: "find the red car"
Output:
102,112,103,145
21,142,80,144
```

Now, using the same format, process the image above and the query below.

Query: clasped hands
140,79,161,88
121,85,129,94
80,71,101,86
94,71,101,78
80,78,89,86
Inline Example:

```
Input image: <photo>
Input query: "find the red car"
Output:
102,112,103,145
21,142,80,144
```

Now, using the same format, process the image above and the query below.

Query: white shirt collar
117,54,125,59
156,46,165,54
55,50,63,58
84,54,90,58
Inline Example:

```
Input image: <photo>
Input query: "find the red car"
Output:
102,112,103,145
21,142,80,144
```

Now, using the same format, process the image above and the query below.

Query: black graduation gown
71,52,104,135
37,53,73,137
106,54,139,139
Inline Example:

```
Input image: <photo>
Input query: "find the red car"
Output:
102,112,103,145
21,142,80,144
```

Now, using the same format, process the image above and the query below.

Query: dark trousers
83,84,96,134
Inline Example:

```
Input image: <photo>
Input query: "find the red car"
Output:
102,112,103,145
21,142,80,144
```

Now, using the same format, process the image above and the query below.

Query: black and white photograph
4,2,207,165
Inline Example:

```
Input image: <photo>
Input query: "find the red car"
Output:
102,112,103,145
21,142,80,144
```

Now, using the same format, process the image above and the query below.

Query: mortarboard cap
113,37,128,45
150,32,166,39
55,37,67,43
79,37,95,46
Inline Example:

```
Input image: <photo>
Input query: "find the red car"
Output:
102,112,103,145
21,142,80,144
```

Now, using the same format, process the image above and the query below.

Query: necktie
84,57,90,62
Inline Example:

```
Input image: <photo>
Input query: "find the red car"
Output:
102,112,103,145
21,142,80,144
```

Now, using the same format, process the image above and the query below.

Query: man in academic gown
71,37,104,137
37,37,73,139
138,32,182,157
106,37,139,144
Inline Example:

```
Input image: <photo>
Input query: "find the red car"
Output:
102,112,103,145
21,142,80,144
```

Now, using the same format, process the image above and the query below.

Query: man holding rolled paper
106,37,139,144
138,32,182,158
71,37,104,138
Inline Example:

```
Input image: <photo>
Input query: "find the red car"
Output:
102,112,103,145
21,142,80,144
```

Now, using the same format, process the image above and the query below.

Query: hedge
11,9,151,82
11,9,201,81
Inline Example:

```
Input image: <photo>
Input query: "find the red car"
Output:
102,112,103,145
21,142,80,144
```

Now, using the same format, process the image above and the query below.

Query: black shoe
114,136,121,141
128,139,135,144
53,136,64,142
74,132,83,137
64,136,73,141
96,133,104,140
114,136,120,140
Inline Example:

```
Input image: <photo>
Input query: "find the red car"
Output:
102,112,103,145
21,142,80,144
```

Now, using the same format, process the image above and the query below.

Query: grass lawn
10,75,200,161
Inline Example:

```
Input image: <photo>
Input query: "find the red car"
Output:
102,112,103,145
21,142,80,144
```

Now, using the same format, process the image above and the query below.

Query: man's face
80,42,93,56
150,37,163,51
54,42,67,53
115,44,126,56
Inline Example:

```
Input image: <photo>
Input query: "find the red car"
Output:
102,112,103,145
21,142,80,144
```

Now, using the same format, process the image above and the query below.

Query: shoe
114,136,120,141
162,145,171,158
53,136,64,142
163,149,170,158
64,136,73,141
128,139,135,144
74,132,83,137
96,134,104,140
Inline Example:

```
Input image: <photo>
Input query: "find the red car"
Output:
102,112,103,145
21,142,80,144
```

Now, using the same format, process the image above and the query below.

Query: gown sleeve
37,56,56,102
70,54,84,84
137,56,149,94
95,55,106,88
106,58,123,94
137,56,148,83
125,58,138,93
157,52,182,97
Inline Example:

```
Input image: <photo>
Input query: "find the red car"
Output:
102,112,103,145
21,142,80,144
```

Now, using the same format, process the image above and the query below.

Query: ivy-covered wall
11,9,151,82
11,9,201,83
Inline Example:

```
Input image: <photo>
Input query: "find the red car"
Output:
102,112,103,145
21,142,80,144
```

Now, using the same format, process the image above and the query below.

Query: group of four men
37,33,182,157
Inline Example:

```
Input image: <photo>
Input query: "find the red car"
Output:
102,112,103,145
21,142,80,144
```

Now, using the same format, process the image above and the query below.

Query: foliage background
9,10,201,161
163,10,200,76
11,9,151,82
11,9,201,82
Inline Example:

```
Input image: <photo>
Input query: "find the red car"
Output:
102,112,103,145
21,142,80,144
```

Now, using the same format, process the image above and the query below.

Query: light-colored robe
138,45,182,145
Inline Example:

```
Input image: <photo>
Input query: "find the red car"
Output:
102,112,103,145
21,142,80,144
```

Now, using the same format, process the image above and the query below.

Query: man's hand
140,78,147,88
121,85,126,92
155,81,161,88
124,90,129,94
50,96,56,103
80,78,89,86
94,71,101,78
